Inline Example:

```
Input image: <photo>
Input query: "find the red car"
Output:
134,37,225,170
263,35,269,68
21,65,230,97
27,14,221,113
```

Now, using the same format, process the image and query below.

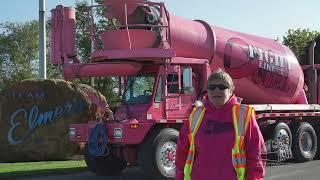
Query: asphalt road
265,160,320,180
18,160,320,180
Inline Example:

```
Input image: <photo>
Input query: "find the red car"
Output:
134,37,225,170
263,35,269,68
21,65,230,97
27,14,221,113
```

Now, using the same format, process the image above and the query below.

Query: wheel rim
276,129,291,146
300,131,313,153
158,141,176,174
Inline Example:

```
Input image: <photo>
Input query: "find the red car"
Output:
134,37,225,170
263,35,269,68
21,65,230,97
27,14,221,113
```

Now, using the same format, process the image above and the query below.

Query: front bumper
68,119,154,145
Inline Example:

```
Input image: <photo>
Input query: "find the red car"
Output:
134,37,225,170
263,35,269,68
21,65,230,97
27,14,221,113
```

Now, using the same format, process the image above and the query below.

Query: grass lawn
0,160,88,178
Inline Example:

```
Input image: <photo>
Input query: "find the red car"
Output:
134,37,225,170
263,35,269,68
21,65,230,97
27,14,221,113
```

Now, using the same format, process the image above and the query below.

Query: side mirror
183,67,194,95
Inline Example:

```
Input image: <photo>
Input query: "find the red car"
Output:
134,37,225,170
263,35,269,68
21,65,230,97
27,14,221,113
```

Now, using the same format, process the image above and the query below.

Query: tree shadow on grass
0,167,88,179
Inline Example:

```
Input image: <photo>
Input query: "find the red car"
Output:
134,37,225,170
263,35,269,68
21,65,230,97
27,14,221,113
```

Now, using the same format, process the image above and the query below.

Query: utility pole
39,0,47,79
90,0,95,87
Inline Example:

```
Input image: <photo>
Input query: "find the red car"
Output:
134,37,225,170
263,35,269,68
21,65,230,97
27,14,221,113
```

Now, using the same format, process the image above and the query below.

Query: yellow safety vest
183,104,254,180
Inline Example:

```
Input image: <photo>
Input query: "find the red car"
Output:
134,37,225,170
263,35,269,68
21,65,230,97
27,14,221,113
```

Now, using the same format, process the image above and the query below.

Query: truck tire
269,122,292,161
292,122,317,162
84,144,127,176
315,126,320,159
138,128,179,180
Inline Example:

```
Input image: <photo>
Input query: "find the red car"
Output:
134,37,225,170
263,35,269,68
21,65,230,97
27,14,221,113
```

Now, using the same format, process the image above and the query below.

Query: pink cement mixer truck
51,0,320,179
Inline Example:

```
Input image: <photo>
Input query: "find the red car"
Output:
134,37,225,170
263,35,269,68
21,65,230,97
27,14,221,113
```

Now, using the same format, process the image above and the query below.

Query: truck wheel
84,144,127,176
138,128,179,180
292,122,317,162
269,122,292,161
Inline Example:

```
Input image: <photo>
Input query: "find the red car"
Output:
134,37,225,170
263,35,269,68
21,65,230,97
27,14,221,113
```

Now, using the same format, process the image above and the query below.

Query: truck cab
115,65,200,122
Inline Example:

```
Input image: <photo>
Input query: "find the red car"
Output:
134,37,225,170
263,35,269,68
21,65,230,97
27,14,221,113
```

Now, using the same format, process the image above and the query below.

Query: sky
0,0,320,40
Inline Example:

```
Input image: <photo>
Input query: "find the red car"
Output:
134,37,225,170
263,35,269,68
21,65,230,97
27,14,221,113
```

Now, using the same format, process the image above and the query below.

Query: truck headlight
114,128,123,139
69,128,76,138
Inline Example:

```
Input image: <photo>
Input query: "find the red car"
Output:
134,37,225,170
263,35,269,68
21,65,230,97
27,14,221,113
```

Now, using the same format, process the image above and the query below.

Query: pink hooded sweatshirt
175,95,266,180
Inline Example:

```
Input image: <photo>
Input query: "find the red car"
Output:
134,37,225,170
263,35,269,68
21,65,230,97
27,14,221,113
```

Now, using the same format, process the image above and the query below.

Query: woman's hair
207,69,235,92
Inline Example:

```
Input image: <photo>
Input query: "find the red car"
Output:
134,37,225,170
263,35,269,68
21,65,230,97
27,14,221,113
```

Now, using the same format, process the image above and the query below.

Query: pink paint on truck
50,0,320,179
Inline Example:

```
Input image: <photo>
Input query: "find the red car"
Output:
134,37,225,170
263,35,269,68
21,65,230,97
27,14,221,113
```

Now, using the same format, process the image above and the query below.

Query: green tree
75,0,91,63
282,28,320,62
0,21,39,90
0,20,63,91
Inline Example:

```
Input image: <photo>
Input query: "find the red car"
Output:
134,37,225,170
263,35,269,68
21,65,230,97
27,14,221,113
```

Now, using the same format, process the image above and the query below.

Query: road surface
18,160,320,180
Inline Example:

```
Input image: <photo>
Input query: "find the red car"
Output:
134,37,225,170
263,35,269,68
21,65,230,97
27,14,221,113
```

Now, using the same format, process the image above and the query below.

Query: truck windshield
123,74,155,104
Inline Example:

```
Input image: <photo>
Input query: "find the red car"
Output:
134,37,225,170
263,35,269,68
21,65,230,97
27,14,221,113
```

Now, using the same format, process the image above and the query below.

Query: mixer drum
213,26,306,104
168,14,306,104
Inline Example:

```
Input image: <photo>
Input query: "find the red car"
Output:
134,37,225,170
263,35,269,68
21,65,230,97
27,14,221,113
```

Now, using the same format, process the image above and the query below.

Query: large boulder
0,79,108,162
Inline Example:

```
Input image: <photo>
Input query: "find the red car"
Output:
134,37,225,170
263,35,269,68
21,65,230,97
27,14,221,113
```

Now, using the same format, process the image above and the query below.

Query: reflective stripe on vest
184,106,206,180
232,104,254,180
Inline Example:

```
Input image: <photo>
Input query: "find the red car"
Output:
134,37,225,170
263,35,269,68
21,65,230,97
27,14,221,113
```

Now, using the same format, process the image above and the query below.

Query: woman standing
175,69,266,180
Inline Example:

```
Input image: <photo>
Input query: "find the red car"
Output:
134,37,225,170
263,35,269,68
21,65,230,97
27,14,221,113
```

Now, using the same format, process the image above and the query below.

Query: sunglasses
207,84,229,91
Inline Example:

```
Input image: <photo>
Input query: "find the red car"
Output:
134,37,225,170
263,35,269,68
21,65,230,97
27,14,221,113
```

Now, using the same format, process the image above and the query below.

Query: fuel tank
169,14,306,104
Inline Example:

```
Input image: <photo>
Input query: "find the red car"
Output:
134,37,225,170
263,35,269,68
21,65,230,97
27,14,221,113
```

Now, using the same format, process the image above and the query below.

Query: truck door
165,66,196,119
